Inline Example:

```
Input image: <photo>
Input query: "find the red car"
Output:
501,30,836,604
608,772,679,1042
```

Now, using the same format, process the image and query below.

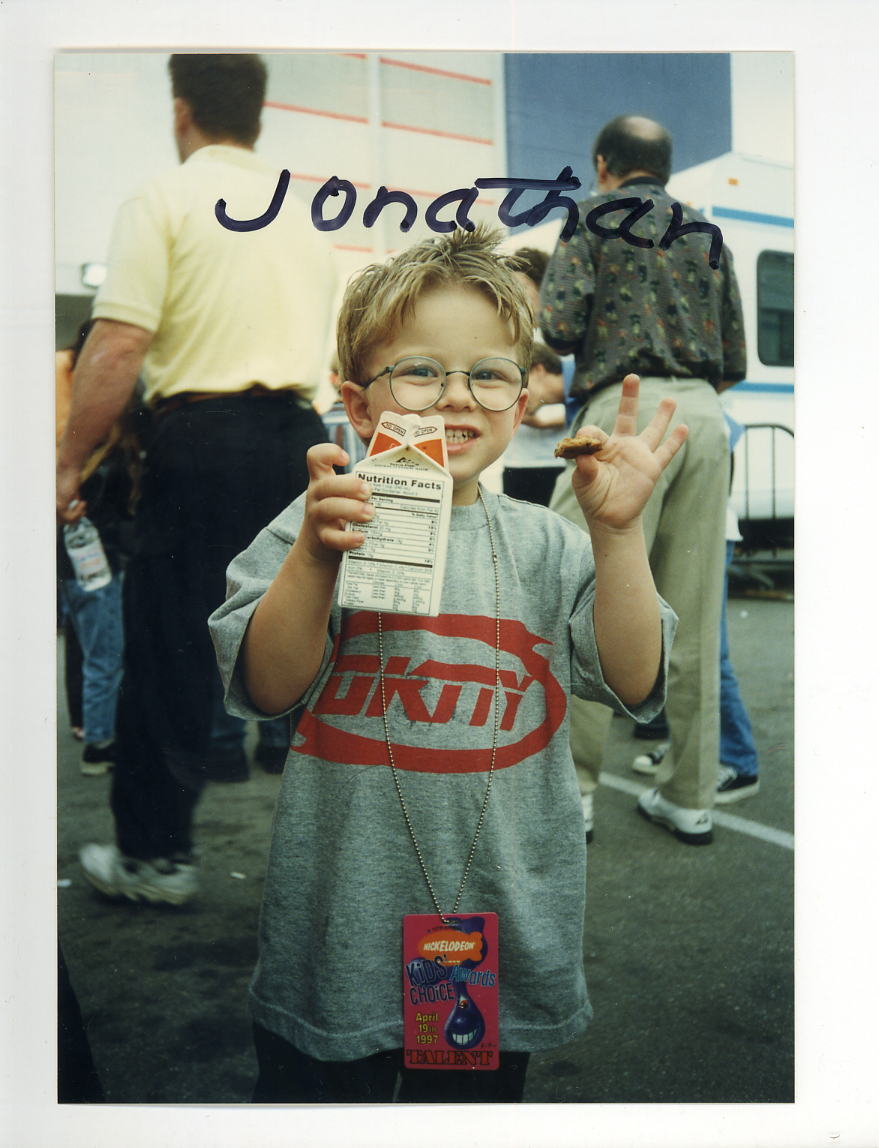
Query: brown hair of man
168,54,267,147
510,246,549,291
529,340,563,376
336,224,534,385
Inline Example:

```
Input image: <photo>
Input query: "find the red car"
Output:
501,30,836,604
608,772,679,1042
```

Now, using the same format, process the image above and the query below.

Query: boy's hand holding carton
298,443,376,564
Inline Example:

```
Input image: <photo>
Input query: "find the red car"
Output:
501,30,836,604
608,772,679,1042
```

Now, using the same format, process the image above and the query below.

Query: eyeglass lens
388,356,523,411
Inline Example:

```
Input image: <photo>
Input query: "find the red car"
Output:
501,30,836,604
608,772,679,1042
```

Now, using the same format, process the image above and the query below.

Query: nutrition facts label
338,468,451,615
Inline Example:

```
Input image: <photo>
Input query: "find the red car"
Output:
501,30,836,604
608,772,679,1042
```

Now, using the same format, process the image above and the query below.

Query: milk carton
337,412,452,616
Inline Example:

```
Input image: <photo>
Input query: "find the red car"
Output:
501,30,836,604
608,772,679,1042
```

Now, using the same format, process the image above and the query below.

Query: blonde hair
336,224,534,385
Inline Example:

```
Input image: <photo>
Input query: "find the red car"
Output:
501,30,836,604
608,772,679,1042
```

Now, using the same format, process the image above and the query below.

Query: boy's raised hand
569,374,688,533
301,442,374,563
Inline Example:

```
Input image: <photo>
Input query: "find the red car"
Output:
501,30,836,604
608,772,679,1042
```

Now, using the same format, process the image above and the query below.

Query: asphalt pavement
56,570,794,1108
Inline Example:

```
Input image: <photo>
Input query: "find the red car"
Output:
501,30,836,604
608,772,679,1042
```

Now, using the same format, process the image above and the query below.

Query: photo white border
3,1,877,1145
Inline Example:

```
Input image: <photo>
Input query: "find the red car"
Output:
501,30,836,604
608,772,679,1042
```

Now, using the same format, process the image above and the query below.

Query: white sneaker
581,793,594,844
631,742,669,776
636,788,713,845
79,843,198,906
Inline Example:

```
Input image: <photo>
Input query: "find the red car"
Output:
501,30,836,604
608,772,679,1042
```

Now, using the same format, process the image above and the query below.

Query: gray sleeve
567,548,677,721
208,501,334,721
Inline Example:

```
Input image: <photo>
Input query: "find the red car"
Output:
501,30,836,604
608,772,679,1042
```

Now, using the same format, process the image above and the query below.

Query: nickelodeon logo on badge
417,927,486,967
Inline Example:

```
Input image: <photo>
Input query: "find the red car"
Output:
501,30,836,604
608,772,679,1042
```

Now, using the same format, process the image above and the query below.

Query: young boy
209,225,686,1104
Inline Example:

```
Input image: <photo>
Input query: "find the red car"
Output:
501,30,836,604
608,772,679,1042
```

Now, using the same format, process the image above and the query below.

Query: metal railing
730,422,794,589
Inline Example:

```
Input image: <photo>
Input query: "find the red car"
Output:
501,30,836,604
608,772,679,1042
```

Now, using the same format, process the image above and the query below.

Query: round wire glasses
362,355,526,412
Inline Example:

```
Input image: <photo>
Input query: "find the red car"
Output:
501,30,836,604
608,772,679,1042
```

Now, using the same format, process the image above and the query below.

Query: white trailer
505,151,795,548
669,152,794,549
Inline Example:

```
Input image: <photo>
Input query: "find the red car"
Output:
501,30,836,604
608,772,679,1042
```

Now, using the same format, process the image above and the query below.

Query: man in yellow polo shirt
57,55,337,905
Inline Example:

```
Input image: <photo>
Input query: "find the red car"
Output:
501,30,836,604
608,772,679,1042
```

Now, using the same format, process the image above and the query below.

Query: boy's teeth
446,429,475,443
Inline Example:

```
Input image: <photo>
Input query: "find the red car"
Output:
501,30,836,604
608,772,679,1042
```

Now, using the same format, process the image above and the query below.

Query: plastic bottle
63,516,112,592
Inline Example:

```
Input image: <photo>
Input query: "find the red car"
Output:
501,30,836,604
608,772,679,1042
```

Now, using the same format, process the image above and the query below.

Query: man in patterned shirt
540,114,747,845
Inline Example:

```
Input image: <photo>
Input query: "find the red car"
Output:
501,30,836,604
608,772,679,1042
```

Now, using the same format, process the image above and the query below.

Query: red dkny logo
315,653,536,732
294,612,567,774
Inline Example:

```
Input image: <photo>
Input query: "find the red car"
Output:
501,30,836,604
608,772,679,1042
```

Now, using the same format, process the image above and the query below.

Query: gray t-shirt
209,489,675,1060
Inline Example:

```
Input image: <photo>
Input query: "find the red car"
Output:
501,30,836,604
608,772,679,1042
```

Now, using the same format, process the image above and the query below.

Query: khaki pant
550,378,727,810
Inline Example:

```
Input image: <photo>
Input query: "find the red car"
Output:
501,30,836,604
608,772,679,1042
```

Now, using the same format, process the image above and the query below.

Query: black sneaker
631,742,669,776
715,766,760,804
80,742,115,777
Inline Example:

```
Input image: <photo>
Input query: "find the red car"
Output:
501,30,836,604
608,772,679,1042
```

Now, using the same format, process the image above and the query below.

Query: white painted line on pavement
599,771,795,851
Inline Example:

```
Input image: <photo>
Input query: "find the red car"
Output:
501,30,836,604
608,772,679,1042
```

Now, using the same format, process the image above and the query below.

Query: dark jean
111,392,327,861
210,691,291,753
252,1023,530,1104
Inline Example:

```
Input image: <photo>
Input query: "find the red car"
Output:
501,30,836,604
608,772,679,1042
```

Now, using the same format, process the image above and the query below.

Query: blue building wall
504,53,732,192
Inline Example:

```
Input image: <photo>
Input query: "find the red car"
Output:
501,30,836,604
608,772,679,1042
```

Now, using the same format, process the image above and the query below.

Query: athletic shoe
636,788,713,845
631,742,669,776
581,793,594,845
80,741,115,777
715,765,760,804
79,843,198,906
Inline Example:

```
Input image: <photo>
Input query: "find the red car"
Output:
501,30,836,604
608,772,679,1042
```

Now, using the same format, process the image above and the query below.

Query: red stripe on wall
379,56,492,86
381,120,493,146
264,100,368,125
265,102,494,147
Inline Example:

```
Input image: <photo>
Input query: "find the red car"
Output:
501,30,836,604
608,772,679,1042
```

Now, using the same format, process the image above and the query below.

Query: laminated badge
337,412,453,616
402,914,500,1071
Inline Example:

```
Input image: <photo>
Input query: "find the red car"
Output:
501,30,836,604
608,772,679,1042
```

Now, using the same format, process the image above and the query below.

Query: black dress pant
111,392,327,860
252,1023,530,1104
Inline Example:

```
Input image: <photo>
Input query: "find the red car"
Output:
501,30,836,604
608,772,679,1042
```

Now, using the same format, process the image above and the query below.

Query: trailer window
757,250,794,367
